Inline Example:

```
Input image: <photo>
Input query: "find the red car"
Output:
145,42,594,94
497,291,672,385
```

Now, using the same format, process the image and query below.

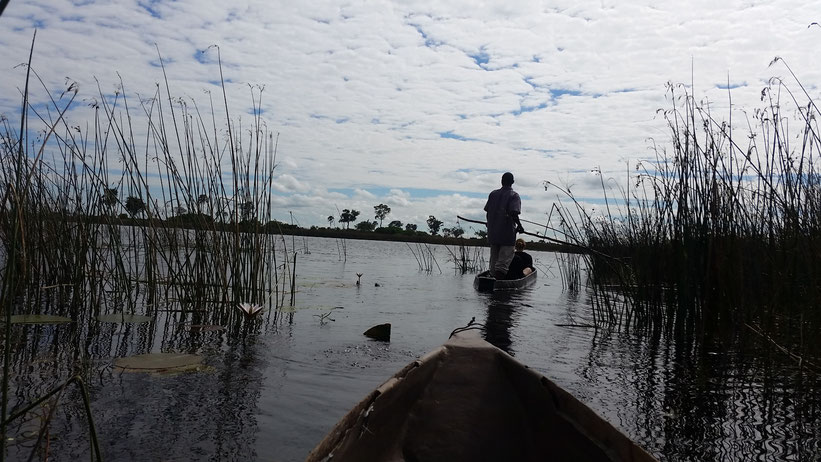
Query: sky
1,0,819,232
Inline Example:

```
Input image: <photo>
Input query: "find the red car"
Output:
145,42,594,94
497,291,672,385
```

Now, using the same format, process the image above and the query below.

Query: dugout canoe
306,326,657,462
473,268,538,292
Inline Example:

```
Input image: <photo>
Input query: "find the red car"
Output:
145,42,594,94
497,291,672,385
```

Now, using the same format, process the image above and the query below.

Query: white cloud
353,188,376,199
272,174,310,193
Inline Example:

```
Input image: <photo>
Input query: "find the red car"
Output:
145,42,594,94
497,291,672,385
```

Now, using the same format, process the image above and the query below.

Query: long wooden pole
457,215,621,262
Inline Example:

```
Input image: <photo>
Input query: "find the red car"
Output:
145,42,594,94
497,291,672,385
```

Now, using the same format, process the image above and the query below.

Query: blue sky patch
512,102,548,116
523,77,548,91
455,168,501,175
194,52,211,65
21,16,46,29
438,131,478,142
514,147,560,157
207,78,233,86
469,49,490,68
411,24,441,48
137,1,162,19
716,82,747,90
328,187,487,200
549,88,582,99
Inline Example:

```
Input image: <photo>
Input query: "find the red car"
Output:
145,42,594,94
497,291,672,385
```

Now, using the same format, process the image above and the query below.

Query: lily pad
97,313,153,323
114,353,203,372
8,314,72,325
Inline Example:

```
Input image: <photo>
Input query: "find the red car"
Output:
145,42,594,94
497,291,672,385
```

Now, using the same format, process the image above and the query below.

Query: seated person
506,239,534,279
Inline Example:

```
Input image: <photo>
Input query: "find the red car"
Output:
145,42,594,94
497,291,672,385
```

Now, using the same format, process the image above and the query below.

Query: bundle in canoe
306,327,657,462
473,268,538,292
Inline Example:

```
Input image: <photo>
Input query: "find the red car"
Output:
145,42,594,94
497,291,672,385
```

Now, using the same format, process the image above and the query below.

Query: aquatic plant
0,39,299,459
237,302,264,317
546,59,821,362
406,243,441,274
445,242,484,274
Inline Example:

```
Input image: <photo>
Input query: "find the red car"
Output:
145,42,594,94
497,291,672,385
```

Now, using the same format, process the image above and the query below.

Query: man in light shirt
484,172,524,279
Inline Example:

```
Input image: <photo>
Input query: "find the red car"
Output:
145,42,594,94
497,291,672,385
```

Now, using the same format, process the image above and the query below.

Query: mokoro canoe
306,327,657,462
473,268,537,292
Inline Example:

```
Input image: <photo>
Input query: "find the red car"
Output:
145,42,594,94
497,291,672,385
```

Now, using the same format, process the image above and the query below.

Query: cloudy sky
1,1,819,231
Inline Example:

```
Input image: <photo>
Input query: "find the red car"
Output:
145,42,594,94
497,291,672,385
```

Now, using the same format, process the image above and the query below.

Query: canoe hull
473,269,537,292
307,329,656,462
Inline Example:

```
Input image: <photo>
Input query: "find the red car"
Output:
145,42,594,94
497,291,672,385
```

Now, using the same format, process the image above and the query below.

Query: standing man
484,172,524,279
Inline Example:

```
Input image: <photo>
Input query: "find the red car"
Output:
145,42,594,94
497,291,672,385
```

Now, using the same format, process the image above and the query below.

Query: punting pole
456,215,621,262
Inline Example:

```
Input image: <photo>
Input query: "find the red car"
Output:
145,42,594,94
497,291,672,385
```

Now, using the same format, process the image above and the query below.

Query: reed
406,242,441,274
548,60,821,360
0,44,297,458
445,242,484,274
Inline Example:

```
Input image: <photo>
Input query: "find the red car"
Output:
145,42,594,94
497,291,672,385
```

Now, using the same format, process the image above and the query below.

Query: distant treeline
62,212,567,253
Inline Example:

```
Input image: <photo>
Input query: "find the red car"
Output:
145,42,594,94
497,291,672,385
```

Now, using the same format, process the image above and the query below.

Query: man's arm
511,213,524,233
510,193,524,233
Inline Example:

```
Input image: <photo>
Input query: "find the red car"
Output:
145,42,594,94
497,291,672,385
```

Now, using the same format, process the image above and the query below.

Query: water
3,236,820,461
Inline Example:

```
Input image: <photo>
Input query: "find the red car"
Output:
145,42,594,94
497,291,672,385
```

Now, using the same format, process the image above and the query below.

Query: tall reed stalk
548,60,821,361
0,45,296,458
445,243,484,274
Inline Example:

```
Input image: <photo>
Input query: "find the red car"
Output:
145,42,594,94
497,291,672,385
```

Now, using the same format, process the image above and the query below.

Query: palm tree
374,203,391,227
125,196,146,217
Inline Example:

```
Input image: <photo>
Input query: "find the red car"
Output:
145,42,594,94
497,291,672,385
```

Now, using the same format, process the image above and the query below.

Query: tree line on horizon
97,190,482,239
328,203,476,238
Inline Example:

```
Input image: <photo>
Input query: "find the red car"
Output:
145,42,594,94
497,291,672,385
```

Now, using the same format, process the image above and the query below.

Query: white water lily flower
237,302,264,316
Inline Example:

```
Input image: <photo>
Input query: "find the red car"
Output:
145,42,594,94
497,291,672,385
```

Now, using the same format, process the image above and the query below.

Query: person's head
515,238,525,251
501,172,514,186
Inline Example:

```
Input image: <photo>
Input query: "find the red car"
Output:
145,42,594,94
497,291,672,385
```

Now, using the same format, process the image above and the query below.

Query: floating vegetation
96,313,153,324
314,307,344,324
113,353,204,374
7,315,72,325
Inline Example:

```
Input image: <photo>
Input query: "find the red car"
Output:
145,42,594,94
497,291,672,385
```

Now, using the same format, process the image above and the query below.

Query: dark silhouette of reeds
548,60,821,363
0,43,295,458
0,46,289,313
445,242,484,274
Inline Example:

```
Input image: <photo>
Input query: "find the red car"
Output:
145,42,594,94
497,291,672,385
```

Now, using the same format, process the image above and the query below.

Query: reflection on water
2,236,820,461
482,290,526,355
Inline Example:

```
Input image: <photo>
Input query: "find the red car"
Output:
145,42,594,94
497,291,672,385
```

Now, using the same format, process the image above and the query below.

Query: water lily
237,302,264,317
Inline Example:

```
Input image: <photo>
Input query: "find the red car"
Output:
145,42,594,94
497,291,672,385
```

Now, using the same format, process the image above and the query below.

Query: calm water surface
4,237,820,461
